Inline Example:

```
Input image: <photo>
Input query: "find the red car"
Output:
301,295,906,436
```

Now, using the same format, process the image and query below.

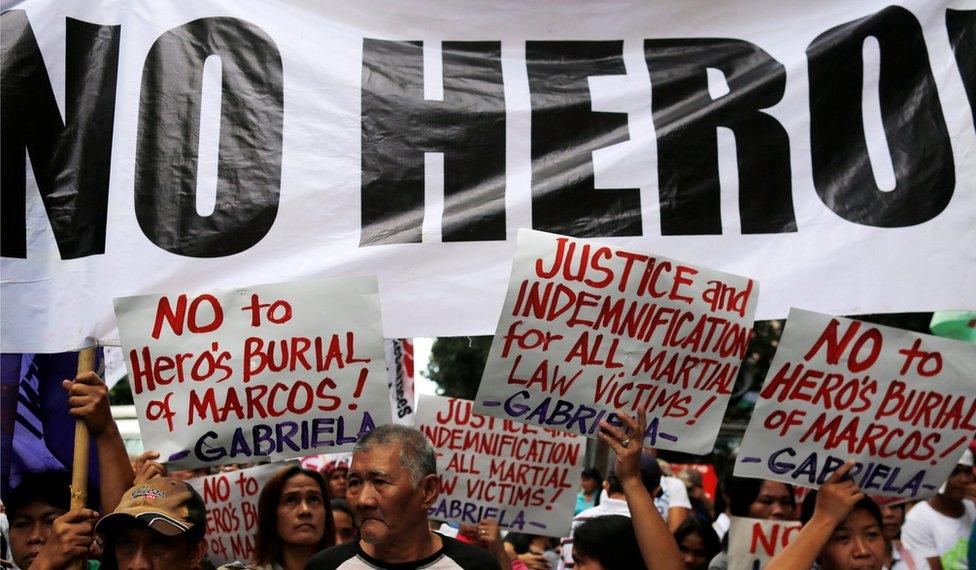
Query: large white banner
735,309,976,500
113,276,390,469
2,0,975,352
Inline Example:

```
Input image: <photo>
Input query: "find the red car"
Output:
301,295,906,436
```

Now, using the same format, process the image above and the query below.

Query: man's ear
603,481,610,491
420,474,440,508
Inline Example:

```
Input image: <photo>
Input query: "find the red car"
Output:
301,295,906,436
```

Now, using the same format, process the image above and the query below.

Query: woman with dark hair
252,466,335,570
725,475,796,521
572,515,644,569
576,468,604,514
707,471,797,569
767,461,884,570
673,519,721,570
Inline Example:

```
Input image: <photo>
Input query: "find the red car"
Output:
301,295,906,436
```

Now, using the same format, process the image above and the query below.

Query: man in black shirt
306,425,500,570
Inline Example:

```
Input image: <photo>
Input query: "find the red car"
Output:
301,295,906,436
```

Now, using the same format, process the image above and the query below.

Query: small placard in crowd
727,517,802,570
188,462,294,565
417,395,584,537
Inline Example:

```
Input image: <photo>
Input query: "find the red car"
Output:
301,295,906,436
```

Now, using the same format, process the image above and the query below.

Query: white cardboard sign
474,229,758,454
417,395,584,537
727,517,802,570
735,308,976,499
188,462,296,565
113,276,390,469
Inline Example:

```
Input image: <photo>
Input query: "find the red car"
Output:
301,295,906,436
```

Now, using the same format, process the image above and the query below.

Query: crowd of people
3,372,975,570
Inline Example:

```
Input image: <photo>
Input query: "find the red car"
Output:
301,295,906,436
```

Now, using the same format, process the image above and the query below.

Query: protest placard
473,229,758,453
735,308,976,499
114,277,389,469
385,339,416,425
417,395,584,537
727,517,802,570
300,451,352,472
188,462,294,565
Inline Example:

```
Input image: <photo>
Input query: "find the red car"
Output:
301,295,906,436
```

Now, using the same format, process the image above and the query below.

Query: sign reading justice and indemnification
418,395,583,537
474,229,759,454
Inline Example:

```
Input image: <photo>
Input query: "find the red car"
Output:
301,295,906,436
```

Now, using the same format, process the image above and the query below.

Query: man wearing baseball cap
901,447,975,570
95,477,208,570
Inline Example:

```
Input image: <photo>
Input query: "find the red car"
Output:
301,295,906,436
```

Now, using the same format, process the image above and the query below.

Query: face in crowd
942,463,976,500
674,520,720,570
346,441,437,548
113,523,206,570
580,475,598,495
818,507,885,570
747,481,795,520
277,473,328,546
8,501,66,569
878,504,903,542
255,466,334,566
7,472,74,570
329,467,349,499
332,503,358,544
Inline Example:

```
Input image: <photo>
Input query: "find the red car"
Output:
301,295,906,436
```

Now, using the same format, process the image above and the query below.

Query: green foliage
423,336,493,400
108,375,134,405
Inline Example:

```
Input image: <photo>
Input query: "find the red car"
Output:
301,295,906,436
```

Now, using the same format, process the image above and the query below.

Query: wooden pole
68,346,97,570
70,347,98,509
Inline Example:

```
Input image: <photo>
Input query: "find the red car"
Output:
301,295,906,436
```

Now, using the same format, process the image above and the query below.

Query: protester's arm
30,509,99,570
459,520,511,568
766,461,862,570
64,371,134,513
667,506,689,532
598,413,683,570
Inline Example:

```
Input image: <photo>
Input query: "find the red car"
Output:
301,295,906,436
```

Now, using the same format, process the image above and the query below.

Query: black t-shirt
305,533,500,570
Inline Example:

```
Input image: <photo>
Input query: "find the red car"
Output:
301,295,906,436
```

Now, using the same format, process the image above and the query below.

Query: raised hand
598,411,646,485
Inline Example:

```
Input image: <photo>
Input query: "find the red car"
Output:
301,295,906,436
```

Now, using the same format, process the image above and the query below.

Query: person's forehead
118,523,184,545
757,481,791,497
351,444,404,473
283,474,321,493
837,509,881,531
12,501,65,520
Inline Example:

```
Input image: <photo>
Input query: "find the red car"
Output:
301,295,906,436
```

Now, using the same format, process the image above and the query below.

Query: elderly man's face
347,443,434,547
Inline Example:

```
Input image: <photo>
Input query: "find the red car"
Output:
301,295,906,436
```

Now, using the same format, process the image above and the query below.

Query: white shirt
658,476,692,511
901,499,975,570
712,512,731,542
